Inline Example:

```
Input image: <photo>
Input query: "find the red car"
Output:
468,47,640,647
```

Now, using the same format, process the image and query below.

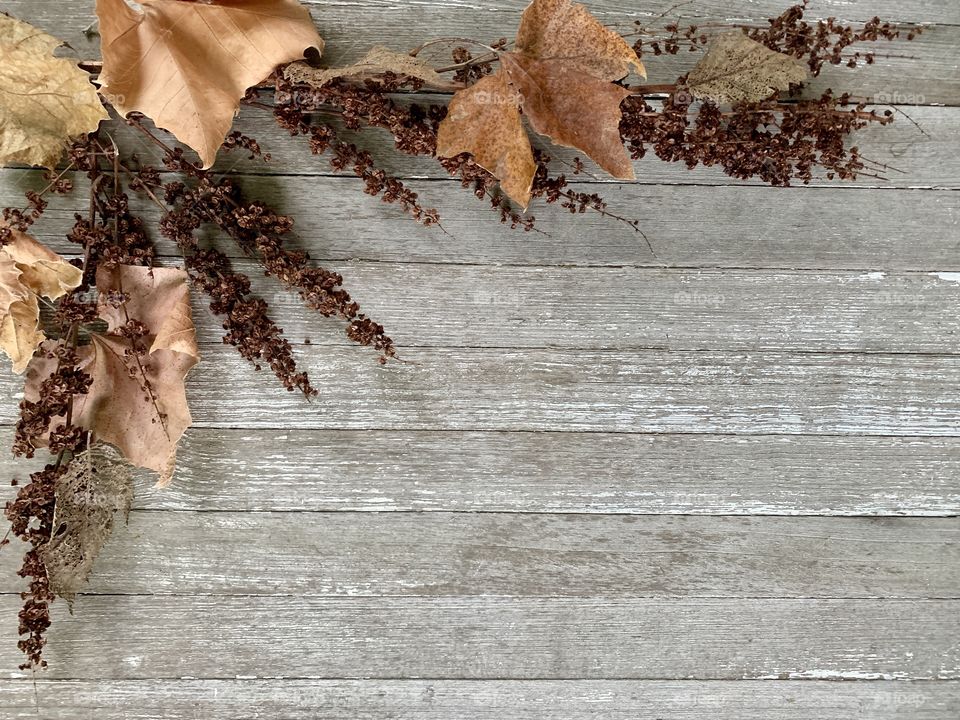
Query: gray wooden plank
27,257,960,354
6,1,959,104
76,104,960,190
1,513,956,598
0,596,956,680
189,263,960,354
4,346,960,435
3,429,957,516
5,172,957,272
1,679,957,720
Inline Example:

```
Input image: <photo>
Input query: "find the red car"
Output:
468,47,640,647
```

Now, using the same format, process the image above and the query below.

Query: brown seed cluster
747,0,917,75
621,89,891,186
149,139,397,367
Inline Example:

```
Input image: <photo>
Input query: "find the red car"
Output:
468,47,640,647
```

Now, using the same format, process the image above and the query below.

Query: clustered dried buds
149,133,397,367
620,89,891,186
747,0,917,75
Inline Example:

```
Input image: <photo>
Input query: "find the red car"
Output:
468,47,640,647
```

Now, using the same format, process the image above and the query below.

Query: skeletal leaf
515,0,645,81
436,72,536,209
685,31,808,103
286,46,461,91
96,0,324,168
39,443,134,608
24,266,199,484
0,13,107,168
436,0,640,207
500,54,635,180
0,228,82,373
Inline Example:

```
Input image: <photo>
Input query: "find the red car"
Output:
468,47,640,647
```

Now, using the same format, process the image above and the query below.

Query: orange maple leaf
96,0,323,168
436,0,645,209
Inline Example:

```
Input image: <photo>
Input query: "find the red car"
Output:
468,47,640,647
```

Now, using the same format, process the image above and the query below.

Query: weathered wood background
1,0,959,717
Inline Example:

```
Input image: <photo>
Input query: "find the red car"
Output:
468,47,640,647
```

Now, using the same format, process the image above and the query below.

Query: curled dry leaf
0,227,82,373
514,0,645,81
436,72,536,208
96,0,324,168
685,31,809,104
0,13,108,168
499,53,634,180
286,46,462,91
39,442,134,609
436,0,641,208
25,266,199,485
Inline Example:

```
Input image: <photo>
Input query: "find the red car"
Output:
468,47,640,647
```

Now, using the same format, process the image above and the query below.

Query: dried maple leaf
514,0,645,81
436,72,537,208
0,227,82,373
436,0,642,208
24,265,199,485
39,442,134,608
685,31,809,104
499,54,634,180
286,46,462,91
96,0,323,168
0,13,107,168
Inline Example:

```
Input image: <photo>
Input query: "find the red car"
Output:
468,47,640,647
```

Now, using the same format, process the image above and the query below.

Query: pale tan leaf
686,31,808,103
0,13,107,168
24,265,199,484
96,0,324,168
501,53,634,180
0,293,43,374
436,71,536,209
515,0,645,81
2,227,83,300
39,442,133,608
286,46,461,91
96,265,198,358
0,256,29,317
0,229,81,373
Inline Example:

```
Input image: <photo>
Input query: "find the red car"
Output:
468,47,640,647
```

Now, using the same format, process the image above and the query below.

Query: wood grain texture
1,513,956,598
4,346,960,435
4,172,957,272
5,0,959,104
196,264,960,353
1,679,957,720
0,0,958,716
31,259,960,354
0,596,956,680
2,429,957,515
64,104,960,190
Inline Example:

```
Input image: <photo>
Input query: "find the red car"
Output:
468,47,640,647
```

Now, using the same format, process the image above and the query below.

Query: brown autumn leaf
39,442,134,609
286,46,462,91
499,53,634,180
0,227,82,373
436,72,537,208
24,265,199,485
685,31,809,104
514,0,645,81
0,13,108,168
96,0,324,168
436,0,642,208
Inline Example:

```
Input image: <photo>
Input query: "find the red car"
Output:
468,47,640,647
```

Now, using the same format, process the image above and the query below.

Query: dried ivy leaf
0,228,82,373
436,0,640,207
515,0,645,81
286,46,461,91
500,53,635,180
24,266,199,484
435,71,536,209
0,13,107,168
39,443,134,609
96,0,323,168
685,31,808,103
